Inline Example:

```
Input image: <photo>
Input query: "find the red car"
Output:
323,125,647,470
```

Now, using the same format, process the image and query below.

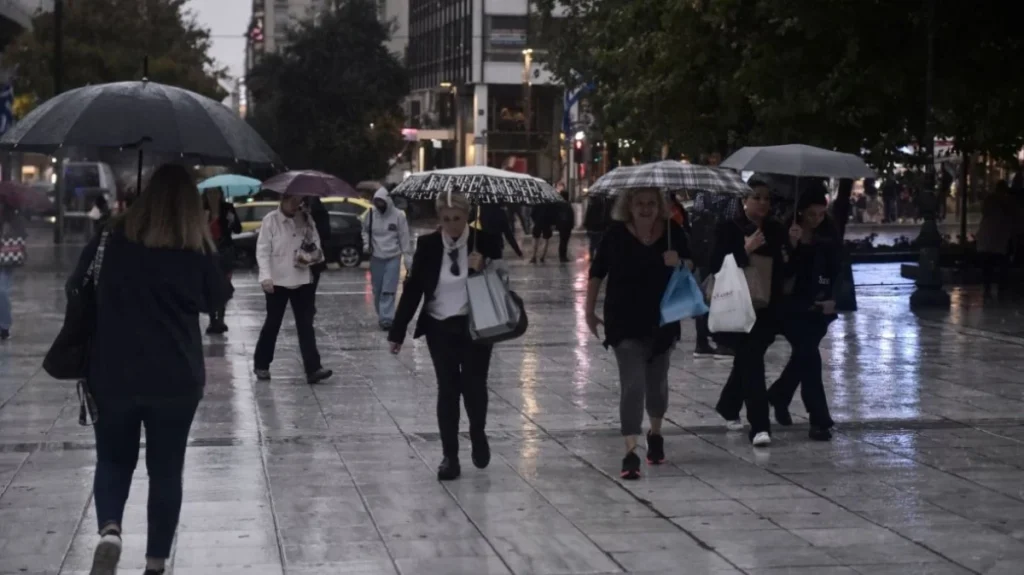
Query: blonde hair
611,188,668,223
125,164,215,252
435,190,471,214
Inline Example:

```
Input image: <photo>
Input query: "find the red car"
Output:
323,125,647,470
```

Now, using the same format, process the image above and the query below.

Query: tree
4,0,226,114
247,0,409,184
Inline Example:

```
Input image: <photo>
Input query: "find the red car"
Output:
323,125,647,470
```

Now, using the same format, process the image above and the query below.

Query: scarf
441,225,470,253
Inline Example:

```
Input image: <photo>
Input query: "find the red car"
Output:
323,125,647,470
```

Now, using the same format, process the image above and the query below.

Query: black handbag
43,230,109,380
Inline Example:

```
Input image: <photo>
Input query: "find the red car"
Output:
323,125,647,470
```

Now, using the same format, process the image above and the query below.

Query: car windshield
65,165,100,193
249,205,277,221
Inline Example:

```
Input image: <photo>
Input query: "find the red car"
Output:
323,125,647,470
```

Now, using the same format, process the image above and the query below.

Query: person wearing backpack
362,187,413,330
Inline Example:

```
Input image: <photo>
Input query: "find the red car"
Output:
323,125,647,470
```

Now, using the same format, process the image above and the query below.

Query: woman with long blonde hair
585,188,691,480
69,163,227,575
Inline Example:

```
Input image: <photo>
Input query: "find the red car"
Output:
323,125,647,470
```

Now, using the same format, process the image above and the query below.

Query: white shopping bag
466,266,526,343
708,254,757,333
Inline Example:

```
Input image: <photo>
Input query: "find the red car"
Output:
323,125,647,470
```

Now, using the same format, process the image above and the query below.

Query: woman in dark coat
72,164,226,575
387,191,503,481
585,188,690,480
710,180,799,447
202,187,241,334
767,185,840,441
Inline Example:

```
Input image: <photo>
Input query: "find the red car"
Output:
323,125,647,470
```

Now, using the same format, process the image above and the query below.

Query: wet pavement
2,237,1024,574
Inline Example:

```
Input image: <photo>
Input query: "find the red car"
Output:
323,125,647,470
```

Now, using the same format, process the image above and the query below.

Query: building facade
404,0,564,181
245,0,327,74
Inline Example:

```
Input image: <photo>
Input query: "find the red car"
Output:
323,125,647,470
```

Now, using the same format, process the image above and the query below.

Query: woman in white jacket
362,187,413,330
254,194,333,384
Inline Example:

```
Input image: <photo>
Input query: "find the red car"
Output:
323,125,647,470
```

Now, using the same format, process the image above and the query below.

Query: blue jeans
92,395,199,558
370,256,401,324
0,268,12,331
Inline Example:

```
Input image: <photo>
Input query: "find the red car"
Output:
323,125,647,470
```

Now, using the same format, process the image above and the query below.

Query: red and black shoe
621,451,641,480
646,431,665,465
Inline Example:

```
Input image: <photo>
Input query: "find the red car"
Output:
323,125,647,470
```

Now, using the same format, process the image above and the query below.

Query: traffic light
574,139,583,152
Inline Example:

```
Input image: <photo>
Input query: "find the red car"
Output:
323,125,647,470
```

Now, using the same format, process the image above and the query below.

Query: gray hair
435,190,471,214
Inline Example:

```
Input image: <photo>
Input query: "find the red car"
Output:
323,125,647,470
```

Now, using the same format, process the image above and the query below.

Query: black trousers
253,283,322,374
980,252,1009,291
424,316,494,458
767,313,835,429
715,314,778,439
557,228,572,261
92,395,199,559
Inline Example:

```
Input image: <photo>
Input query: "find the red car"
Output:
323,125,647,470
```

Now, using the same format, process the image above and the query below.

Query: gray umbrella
721,144,876,179
0,80,280,167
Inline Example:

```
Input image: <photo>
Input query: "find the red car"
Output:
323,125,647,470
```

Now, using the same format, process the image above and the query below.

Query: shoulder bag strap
86,230,110,287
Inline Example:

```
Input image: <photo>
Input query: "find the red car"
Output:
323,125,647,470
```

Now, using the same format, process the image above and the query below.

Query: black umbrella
1,80,278,164
0,77,280,193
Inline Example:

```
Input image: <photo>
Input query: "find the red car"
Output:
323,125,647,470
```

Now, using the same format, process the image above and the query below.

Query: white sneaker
752,432,771,447
725,420,744,431
89,533,122,575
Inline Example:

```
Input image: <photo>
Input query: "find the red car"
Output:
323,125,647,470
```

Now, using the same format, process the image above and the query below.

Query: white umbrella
721,144,876,179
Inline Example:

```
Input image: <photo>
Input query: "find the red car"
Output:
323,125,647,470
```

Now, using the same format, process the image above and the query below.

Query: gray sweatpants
612,339,672,437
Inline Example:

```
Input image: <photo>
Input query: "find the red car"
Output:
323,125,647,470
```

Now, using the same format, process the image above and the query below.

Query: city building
245,0,327,75
404,0,566,181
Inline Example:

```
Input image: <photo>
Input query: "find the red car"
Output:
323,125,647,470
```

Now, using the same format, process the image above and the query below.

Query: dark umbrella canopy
260,170,358,198
0,81,280,166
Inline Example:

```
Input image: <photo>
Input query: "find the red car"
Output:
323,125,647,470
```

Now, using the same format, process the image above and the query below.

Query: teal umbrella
198,174,262,199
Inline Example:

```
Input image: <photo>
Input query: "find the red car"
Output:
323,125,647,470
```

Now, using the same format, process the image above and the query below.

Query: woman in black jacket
73,164,226,575
710,180,799,447
388,191,503,481
767,186,840,441
202,187,241,334
585,188,690,480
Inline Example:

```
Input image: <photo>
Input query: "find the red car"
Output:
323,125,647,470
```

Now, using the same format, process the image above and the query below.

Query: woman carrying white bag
708,181,800,447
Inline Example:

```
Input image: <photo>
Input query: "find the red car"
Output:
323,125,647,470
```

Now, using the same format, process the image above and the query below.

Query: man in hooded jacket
362,187,413,330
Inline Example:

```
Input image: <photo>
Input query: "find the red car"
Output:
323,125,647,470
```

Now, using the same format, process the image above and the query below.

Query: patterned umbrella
390,166,561,206
588,161,751,196
261,170,357,198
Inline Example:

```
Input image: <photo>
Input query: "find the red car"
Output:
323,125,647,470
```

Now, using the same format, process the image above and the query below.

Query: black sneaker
809,426,833,441
307,368,333,384
143,569,166,575
693,344,716,358
646,431,665,465
713,346,735,360
471,433,490,469
437,456,461,481
254,369,271,381
620,451,641,480
772,400,793,426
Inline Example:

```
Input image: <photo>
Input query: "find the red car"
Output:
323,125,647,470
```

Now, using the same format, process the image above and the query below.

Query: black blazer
710,213,795,313
388,228,503,345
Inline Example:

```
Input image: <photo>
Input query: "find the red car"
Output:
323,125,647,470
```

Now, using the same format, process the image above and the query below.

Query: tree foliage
534,0,1024,169
247,0,409,184
4,0,226,113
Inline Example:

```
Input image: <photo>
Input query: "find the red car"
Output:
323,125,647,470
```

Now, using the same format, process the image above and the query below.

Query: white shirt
427,239,470,320
256,209,321,288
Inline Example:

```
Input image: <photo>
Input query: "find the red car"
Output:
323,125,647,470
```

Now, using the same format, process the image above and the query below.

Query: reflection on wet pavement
1,241,1024,574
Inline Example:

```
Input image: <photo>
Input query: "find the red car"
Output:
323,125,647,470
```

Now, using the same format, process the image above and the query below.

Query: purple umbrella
261,170,358,198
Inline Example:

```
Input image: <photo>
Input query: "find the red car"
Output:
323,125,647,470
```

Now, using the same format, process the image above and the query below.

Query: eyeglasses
448,249,460,276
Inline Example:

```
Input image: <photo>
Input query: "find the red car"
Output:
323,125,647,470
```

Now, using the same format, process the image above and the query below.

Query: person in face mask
362,187,413,330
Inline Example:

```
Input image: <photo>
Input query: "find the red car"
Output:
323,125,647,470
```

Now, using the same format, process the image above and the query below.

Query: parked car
233,197,372,232
233,211,366,269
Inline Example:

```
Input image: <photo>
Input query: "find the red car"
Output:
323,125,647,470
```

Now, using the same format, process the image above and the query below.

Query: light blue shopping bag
660,267,710,326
